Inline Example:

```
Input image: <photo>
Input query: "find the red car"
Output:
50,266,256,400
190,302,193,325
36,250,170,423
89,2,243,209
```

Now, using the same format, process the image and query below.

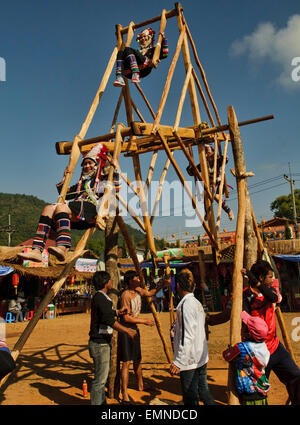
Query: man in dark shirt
88,271,136,405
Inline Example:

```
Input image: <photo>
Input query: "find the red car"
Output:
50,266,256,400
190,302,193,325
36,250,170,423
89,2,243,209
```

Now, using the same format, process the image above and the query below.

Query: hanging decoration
12,273,19,295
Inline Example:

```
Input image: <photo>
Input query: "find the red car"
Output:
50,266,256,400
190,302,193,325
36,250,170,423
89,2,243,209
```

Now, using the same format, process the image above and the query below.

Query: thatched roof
0,246,97,280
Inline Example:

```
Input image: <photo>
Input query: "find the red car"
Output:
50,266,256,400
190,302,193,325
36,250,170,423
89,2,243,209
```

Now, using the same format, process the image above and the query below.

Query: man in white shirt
169,268,215,405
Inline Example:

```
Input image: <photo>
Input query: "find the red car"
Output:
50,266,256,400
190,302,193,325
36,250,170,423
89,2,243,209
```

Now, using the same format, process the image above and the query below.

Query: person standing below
243,260,300,405
169,268,215,405
154,269,165,313
88,271,136,406
223,311,270,405
118,270,168,404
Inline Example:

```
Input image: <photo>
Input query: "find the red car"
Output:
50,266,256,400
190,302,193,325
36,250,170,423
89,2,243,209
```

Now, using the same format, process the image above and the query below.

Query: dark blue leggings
266,342,300,405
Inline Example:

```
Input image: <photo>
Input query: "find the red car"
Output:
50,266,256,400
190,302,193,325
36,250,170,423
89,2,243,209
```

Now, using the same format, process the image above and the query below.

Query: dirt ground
1,311,300,405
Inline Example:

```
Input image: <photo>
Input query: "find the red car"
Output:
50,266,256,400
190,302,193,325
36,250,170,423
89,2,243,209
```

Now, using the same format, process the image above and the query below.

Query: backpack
223,342,270,396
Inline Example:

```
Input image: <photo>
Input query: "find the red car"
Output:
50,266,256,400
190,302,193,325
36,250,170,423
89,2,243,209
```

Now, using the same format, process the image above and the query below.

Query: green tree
270,189,300,219
285,224,293,240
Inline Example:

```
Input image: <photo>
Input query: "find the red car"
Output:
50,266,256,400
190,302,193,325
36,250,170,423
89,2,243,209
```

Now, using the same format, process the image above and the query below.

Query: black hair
176,268,194,292
92,271,111,291
124,270,139,287
250,260,273,281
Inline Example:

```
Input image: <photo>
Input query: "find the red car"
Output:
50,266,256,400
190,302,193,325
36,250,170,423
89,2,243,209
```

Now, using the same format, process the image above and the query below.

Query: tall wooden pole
106,214,121,399
116,214,172,363
227,105,247,405
163,254,175,325
244,186,258,269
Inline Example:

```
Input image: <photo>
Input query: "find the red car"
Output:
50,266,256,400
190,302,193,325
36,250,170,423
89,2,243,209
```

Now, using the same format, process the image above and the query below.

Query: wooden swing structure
0,2,296,405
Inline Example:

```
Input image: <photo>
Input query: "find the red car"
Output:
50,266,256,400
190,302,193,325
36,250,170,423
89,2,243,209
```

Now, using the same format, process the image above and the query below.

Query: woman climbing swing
18,143,121,263
113,27,168,87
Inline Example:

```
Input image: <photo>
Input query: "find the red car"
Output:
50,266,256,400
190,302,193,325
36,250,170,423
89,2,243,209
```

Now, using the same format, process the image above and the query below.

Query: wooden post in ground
116,213,172,364
197,249,207,307
163,254,175,326
106,214,121,399
227,105,248,405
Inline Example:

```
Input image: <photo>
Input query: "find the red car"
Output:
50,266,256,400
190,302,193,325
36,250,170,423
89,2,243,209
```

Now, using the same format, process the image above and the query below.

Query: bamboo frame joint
230,168,255,179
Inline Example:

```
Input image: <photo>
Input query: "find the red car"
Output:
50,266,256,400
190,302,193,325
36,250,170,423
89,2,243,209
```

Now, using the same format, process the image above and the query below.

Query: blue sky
1,1,300,242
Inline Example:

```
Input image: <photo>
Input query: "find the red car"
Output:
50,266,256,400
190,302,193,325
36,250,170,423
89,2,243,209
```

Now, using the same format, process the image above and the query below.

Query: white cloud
230,15,300,89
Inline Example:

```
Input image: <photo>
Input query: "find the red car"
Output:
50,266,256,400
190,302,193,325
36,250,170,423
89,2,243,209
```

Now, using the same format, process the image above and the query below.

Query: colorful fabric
32,215,52,252
126,54,140,74
115,59,123,77
54,212,71,248
234,342,270,396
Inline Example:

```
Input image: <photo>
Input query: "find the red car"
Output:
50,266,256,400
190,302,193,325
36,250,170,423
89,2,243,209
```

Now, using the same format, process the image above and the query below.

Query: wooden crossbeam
56,112,273,157
120,7,177,35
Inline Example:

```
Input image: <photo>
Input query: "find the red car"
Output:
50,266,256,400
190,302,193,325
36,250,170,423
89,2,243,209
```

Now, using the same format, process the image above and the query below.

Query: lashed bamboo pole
173,131,213,202
120,8,177,35
96,124,123,229
212,134,218,197
173,63,192,132
183,18,226,143
122,78,135,127
215,138,229,233
227,105,247,405
184,18,230,196
152,9,167,68
55,115,274,156
116,192,145,232
122,74,157,263
115,24,124,50
152,26,186,134
134,83,156,120
276,307,297,363
177,4,220,262
197,142,219,262
106,153,140,199
131,98,146,123
197,249,207,307
250,203,264,255
132,154,157,260
144,151,158,196
116,213,172,363
176,4,201,126
110,91,124,133
57,47,118,203
158,130,218,249
192,68,215,129
125,21,135,47
150,156,171,224
163,254,175,325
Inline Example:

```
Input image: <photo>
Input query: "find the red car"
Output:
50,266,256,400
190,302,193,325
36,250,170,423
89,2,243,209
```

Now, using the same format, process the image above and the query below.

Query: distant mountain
0,193,145,255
